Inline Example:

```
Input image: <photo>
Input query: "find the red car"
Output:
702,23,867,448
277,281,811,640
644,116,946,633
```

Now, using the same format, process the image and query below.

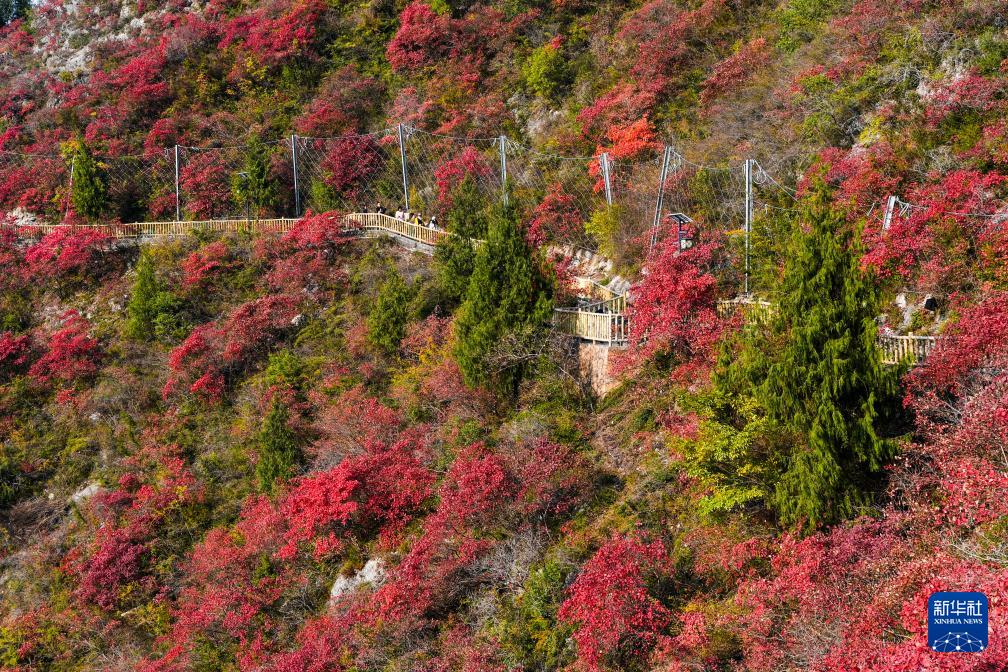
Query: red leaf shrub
218,0,326,70
433,146,494,208
28,311,99,385
181,240,232,288
527,183,584,247
558,535,672,672
386,2,454,73
319,134,385,203
23,227,110,283
164,294,301,400
620,239,725,381
0,331,32,377
294,66,384,137
700,37,770,107
69,452,200,611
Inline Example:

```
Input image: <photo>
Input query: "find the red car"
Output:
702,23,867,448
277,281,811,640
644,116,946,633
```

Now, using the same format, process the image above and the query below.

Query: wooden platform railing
717,297,938,366
553,307,628,345
878,333,937,366
8,213,485,249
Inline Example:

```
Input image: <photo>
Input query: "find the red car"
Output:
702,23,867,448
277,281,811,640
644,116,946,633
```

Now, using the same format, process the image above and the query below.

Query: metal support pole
601,152,613,206
882,194,897,231
650,146,673,252
398,124,410,212
174,144,181,221
65,155,75,219
499,134,508,204
290,134,301,217
743,158,753,295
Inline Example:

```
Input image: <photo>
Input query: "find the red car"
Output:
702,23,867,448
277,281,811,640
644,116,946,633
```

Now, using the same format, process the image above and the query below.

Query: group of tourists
371,203,438,230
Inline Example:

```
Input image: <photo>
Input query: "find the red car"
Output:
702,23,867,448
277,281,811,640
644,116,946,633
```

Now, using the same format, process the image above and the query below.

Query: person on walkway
428,215,437,230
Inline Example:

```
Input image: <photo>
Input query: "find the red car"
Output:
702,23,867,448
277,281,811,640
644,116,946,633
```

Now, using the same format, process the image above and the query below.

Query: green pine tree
256,399,301,496
0,0,29,25
433,177,489,306
367,269,414,355
125,250,159,341
67,137,108,223
454,197,553,394
232,138,277,219
718,190,900,530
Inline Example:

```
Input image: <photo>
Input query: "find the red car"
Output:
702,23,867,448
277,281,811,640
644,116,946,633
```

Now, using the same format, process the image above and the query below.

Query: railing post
290,134,301,217
498,134,508,205
882,194,897,231
398,124,410,212
65,155,76,219
174,144,181,221
743,158,754,295
600,152,613,207
650,146,673,252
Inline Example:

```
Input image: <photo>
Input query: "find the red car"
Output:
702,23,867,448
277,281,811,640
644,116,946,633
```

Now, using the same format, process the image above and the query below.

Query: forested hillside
2,0,1008,670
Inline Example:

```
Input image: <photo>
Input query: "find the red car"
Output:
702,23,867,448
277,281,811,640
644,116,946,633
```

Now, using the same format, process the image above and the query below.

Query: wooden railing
8,213,483,249
553,307,628,345
716,297,777,325
878,333,937,366
11,218,300,239
345,212,449,247
718,297,938,367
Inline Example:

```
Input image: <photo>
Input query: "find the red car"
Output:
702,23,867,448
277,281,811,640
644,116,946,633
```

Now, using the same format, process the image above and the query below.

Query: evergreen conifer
454,196,553,393
718,190,900,530
68,137,108,223
256,399,300,496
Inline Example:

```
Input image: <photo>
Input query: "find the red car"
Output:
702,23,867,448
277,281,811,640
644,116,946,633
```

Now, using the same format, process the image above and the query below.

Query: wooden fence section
9,213,480,249
716,297,777,325
346,212,447,247
878,333,937,366
553,307,628,345
718,297,938,367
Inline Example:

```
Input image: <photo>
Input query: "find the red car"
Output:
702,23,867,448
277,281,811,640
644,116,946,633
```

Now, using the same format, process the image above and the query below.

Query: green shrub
584,206,621,258
366,269,414,355
256,399,301,496
495,557,574,670
65,136,109,223
523,44,570,99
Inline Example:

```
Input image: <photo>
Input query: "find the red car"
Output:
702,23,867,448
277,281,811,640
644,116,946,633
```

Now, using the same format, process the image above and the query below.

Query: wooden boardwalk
715,298,937,366
7,216,934,365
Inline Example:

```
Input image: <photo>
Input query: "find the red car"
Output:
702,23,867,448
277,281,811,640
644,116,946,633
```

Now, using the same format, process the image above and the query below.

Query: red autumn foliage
386,2,454,73
700,37,770,107
218,0,326,70
180,239,232,288
434,146,494,208
279,466,359,560
23,227,110,282
69,451,200,611
0,331,32,377
164,294,301,400
28,311,99,385
319,134,385,203
526,182,584,247
620,239,725,380
294,66,384,137
861,170,1006,289
558,535,672,672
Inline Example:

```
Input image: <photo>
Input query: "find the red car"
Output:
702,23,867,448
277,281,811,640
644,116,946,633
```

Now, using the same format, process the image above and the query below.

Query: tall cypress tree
256,399,301,496
125,250,159,341
434,177,488,306
721,190,900,530
68,137,108,223
232,138,277,219
454,197,553,393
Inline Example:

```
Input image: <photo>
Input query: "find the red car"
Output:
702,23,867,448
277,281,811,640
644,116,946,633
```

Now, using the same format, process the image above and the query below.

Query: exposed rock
71,483,102,504
329,558,386,601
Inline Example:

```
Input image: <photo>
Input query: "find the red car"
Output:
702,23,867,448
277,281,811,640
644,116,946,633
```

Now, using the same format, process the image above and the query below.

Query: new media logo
929,592,988,653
